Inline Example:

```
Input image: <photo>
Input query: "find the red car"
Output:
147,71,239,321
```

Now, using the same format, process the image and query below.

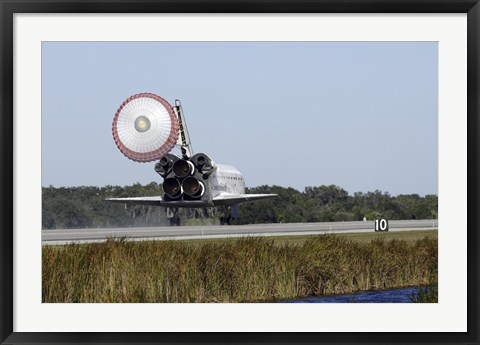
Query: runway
42,219,438,245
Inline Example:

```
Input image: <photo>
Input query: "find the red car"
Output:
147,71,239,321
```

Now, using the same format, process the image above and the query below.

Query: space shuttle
106,93,277,226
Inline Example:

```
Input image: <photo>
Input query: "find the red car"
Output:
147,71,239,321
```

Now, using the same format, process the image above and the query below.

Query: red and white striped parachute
112,93,179,163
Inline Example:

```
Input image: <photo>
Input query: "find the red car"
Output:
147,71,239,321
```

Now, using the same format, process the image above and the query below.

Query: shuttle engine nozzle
182,177,205,197
155,157,171,176
172,159,195,178
154,153,179,177
191,153,215,177
163,178,182,198
159,156,170,169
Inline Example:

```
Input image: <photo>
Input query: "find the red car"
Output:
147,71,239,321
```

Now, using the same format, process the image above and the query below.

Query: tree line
42,183,437,229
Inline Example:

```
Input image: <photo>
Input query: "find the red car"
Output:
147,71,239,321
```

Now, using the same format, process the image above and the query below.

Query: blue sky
42,42,438,196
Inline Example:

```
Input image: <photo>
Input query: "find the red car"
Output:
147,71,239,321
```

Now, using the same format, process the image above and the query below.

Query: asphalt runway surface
42,219,438,245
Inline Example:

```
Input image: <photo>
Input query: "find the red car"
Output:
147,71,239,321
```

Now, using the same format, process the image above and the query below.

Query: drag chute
112,93,179,163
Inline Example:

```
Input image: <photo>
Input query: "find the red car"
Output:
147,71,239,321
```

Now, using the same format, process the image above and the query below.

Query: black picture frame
1,1,479,344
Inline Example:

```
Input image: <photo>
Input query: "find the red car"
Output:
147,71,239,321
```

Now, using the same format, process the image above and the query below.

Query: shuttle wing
105,196,210,207
106,193,277,207
212,193,277,206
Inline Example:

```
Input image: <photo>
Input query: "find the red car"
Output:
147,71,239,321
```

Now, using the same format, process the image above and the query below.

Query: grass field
318,229,437,243
173,229,438,246
43,231,437,303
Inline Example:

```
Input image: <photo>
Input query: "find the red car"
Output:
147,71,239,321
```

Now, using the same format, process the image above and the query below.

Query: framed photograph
1,0,479,344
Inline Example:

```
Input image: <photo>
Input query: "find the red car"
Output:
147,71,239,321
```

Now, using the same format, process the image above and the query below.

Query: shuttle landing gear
220,205,239,225
166,207,181,226
220,215,234,225
169,217,181,226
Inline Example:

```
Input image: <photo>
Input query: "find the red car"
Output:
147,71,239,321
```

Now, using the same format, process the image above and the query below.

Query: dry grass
165,229,437,246
42,235,437,303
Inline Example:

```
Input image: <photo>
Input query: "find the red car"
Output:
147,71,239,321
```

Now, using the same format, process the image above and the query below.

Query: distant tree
41,183,438,229
305,185,349,206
